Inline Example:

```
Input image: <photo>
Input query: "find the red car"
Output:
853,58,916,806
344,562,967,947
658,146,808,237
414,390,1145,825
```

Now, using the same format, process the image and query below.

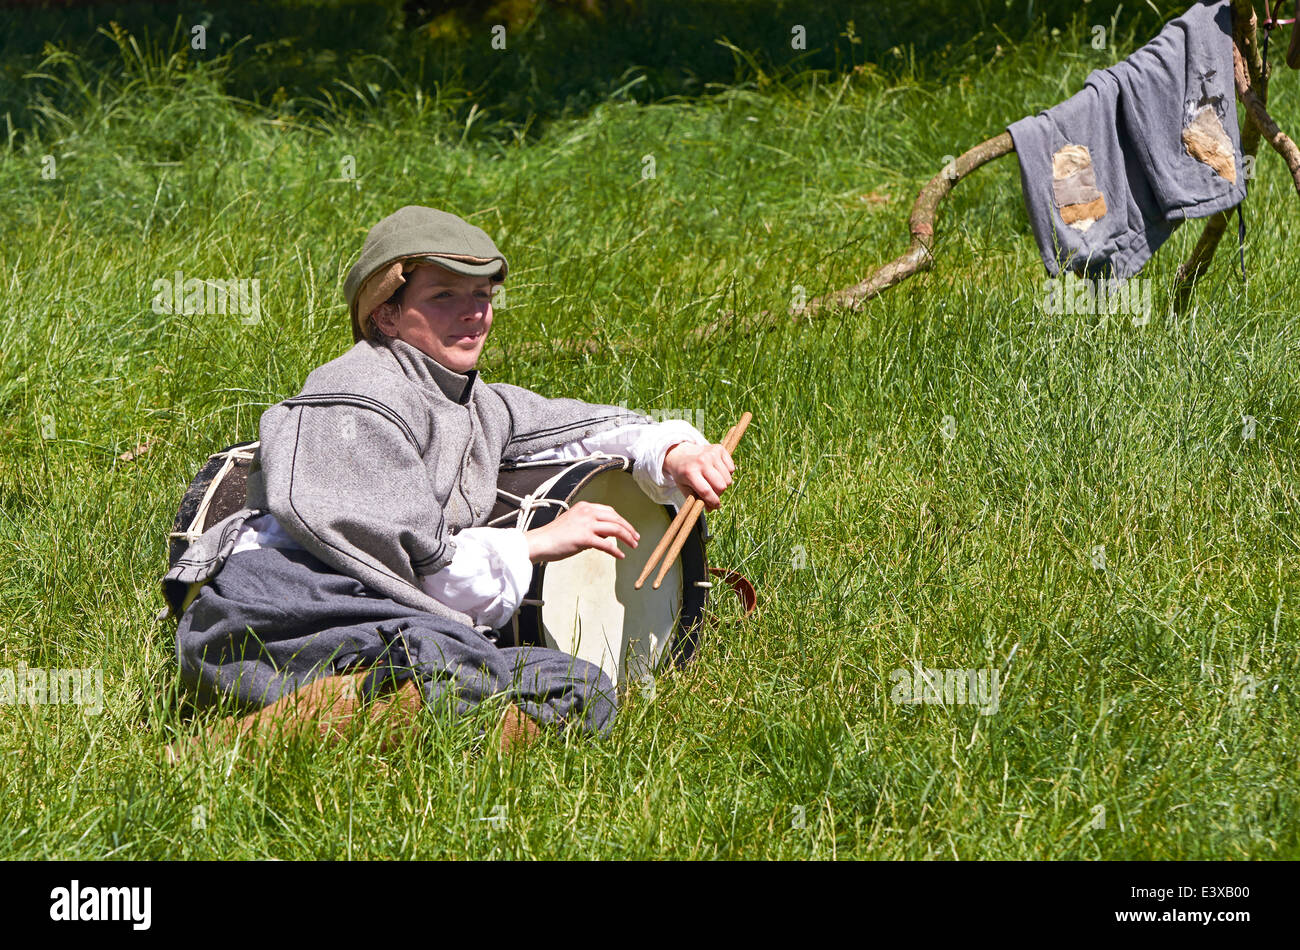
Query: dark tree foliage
0,0,1194,137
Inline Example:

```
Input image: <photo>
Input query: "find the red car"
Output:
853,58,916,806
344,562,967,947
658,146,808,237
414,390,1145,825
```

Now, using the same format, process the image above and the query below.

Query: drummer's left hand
662,442,735,510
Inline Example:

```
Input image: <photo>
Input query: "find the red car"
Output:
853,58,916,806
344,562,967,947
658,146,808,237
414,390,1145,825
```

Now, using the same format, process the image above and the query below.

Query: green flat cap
344,206,509,342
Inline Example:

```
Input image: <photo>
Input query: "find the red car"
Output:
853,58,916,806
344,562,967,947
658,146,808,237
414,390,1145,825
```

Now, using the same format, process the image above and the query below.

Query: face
372,263,495,373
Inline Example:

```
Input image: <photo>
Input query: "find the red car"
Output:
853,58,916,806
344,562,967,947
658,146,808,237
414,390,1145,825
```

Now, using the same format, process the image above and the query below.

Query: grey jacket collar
382,338,477,405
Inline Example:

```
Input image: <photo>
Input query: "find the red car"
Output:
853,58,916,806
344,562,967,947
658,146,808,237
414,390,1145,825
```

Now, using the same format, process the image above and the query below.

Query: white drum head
539,471,683,689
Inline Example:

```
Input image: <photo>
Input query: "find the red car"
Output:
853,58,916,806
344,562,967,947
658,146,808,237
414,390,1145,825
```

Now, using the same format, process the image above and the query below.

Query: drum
167,440,260,571
488,456,711,689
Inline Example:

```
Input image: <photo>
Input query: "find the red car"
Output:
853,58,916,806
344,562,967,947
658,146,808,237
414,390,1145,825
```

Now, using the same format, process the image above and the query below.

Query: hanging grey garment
1008,0,1245,278
176,545,617,734
161,337,647,628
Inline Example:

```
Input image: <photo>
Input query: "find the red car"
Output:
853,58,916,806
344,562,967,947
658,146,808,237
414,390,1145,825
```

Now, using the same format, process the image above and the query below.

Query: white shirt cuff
418,526,532,630
625,420,710,505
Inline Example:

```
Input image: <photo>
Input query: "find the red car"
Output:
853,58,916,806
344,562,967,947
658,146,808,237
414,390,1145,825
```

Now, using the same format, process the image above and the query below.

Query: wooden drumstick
651,412,751,591
633,422,736,590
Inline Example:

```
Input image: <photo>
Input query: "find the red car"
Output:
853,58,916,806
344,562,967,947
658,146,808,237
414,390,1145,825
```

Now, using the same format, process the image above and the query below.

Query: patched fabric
1112,1,1245,218
1052,144,1108,231
1182,105,1237,181
1009,75,1177,278
1009,0,1245,278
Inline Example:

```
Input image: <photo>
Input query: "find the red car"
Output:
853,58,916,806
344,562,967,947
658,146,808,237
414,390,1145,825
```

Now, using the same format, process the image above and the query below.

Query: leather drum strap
709,567,757,616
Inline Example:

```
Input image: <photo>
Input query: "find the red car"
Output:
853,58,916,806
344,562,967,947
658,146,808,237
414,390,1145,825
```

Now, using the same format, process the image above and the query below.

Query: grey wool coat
163,338,648,629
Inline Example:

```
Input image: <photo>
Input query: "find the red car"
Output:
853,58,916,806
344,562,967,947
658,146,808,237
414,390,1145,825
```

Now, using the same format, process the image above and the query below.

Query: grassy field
1,12,1297,859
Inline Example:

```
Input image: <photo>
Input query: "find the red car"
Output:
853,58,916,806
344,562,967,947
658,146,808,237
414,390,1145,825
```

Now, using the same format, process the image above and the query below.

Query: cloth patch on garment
1051,144,1108,232
1182,105,1236,182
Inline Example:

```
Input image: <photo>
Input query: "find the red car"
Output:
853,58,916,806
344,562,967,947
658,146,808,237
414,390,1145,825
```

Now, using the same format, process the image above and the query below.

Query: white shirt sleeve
417,526,532,630
236,514,534,632
231,511,305,555
417,419,710,626
514,419,710,505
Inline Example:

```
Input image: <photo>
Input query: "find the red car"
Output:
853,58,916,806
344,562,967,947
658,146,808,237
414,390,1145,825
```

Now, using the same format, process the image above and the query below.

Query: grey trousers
1008,0,1245,278
175,546,617,735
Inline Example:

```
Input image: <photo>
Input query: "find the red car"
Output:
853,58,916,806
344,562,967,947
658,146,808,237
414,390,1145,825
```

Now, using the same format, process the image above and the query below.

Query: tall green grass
0,11,1297,858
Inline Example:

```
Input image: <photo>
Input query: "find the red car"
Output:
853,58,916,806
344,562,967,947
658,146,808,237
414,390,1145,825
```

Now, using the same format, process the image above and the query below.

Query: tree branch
1237,65,1300,194
799,132,1015,316
1174,0,1270,309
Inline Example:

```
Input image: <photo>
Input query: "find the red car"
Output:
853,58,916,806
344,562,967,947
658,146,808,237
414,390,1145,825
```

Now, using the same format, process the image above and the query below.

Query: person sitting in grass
163,205,735,753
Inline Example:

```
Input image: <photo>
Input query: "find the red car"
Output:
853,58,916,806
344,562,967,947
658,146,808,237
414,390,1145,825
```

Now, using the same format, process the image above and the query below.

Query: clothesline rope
1259,0,1296,28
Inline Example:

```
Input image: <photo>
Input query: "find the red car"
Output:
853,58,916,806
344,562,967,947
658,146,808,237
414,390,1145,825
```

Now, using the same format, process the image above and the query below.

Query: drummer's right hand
525,501,640,563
